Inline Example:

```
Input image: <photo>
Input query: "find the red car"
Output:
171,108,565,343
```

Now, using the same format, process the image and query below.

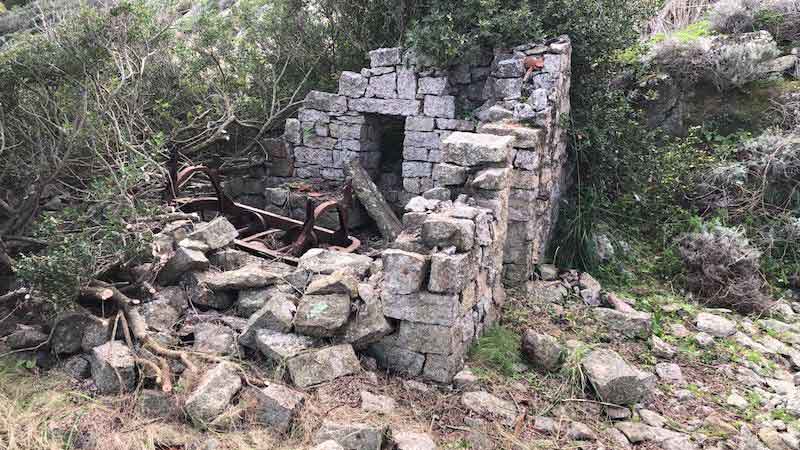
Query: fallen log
344,159,402,242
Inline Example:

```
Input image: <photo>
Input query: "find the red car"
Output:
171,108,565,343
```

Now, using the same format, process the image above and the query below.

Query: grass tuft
469,326,524,378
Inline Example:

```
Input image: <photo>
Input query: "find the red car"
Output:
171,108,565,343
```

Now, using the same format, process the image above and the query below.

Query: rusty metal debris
166,165,360,265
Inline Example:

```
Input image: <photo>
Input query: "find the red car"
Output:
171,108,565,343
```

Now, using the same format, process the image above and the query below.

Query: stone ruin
3,38,572,437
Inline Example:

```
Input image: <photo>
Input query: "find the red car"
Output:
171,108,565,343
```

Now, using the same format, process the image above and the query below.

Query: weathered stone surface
348,98,421,116
369,47,401,67
203,264,280,291
294,293,351,337
366,72,397,98
441,132,513,167
312,441,345,450
453,368,479,390
80,317,110,353
6,326,48,350
418,77,448,95
284,118,302,144
256,330,316,361
185,363,242,425
493,77,523,99
579,272,602,305
461,391,518,425
696,312,736,337
244,384,305,433
138,299,181,333
306,270,359,297
428,251,476,293
521,330,563,372
381,291,460,325
286,344,360,388
397,321,456,355
423,95,455,118
655,362,684,384
406,116,435,132
432,163,468,186
136,389,180,418
567,422,596,441
298,249,373,278
178,217,238,252
393,431,436,450
193,323,238,356
239,296,297,348
52,312,95,355
368,336,425,376
615,422,683,444
494,58,525,78
62,354,92,379
360,391,396,414
594,308,652,339
338,71,368,97
343,283,393,348
236,287,274,318
184,271,236,309
315,420,387,450
651,335,676,359
382,249,429,294
158,247,210,285
90,341,137,395
582,348,651,405
471,168,510,191
421,215,475,251
397,68,417,99
305,91,348,113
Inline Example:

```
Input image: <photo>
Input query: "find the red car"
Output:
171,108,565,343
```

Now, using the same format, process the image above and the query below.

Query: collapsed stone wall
223,37,571,286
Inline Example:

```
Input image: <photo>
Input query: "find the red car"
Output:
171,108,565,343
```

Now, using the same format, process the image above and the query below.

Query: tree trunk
344,160,402,242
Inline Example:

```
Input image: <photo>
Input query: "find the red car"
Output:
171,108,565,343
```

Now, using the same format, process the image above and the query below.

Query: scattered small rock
521,329,563,372
655,362,685,385
566,421,596,441
184,363,242,425
581,348,652,405
651,335,676,359
393,431,436,450
360,391,396,414
726,391,749,409
696,312,736,337
695,332,715,347
90,341,137,395
461,391,518,425
314,420,386,450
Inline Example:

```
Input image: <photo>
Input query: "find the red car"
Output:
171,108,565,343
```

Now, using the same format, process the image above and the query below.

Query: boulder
655,362,684,385
243,384,305,433
6,326,48,350
343,283,393,348
193,323,238,356
138,299,181,333
460,391,518,425
255,330,317,361
239,295,297,348
581,348,652,405
393,431,436,450
90,341,137,394
178,217,238,252
286,344,360,388
183,272,235,310
298,249,373,278
315,421,387,450
521,330,563,372
203,264,280,290
157,247,209,285
695,312,736,337
594,308,652,339
306,270,359,297
360,391,396,414
51,312,95,355
135,389,180,418
294,294,351,337
382,250,429,294
184,363,242,425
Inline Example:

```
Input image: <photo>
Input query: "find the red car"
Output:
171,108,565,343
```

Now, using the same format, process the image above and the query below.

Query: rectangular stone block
397,68,417,100
436,119,475,131
298,109,331,124
441,132,513,167
432,163,467,186
404,131,440,149
339,71,368,97
367,335,425,376
403,177,433,194
294,147,333,166
429,251,478,294
423,95,456,118
478,123,545,150
402,161,433,178
406,116,435,132
329,122,365,140
512,170,540,190
369,47,401,67
382,291,459,326
382,249,429,294
403,146,428,161
304,91,347,113
397,321,457,355
418,77,448,95
366,72,397,99
284,118,301,144
349,98,421,116
303,134,336,149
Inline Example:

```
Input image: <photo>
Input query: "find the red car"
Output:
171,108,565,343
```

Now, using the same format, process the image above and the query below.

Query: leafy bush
755,0,800,43
678,224,772,313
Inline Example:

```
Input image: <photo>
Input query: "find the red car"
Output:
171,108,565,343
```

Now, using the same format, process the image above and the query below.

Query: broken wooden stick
344,159,402,242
